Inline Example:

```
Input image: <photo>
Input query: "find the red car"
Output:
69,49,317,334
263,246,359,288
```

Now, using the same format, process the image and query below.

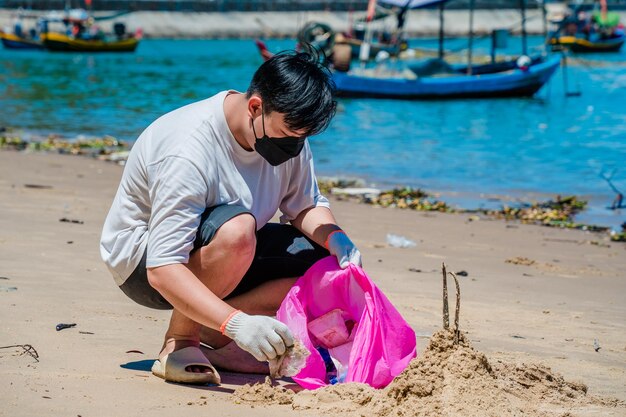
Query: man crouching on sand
100,51,362,385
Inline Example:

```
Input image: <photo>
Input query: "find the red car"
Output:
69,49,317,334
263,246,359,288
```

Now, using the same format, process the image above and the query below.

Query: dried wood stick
0,344,39,362
449,272,461,344
442,263,449,330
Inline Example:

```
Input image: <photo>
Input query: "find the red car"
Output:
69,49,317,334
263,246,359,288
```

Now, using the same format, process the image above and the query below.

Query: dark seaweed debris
1,132,128,157
319,179,614,236
477,196,603,230
319,180,451,213
369,187,451,212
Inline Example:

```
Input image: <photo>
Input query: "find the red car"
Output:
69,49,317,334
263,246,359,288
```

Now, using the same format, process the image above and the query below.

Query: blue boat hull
1,36,44,50
333,55,561,99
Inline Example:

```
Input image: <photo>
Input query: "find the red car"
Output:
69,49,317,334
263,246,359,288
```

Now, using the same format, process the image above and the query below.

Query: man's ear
247,95,263,120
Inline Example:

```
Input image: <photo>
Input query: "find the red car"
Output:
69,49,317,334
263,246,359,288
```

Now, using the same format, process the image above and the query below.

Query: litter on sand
268,340,310,378
386,234,417,248
23,184,53,190
59,218,84,225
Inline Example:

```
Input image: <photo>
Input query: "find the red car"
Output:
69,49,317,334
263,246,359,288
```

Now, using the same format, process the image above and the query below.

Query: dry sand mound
234,330,625,416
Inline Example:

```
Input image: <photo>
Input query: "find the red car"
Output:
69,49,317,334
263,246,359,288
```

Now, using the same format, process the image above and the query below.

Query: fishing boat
256,0,559,100
296,11,408,61
0,11,45,50
40,9,140,53
332,55,561,99
1,8,140,52
40,31,139,52
548,0,624,52
0,31,44,49
340,0,559,99
549,34,624,53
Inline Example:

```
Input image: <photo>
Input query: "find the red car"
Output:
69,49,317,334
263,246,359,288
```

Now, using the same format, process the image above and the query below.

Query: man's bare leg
159,214,257,374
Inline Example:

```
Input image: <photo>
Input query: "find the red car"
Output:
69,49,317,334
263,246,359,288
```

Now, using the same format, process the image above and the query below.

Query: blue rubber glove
326,230,362,269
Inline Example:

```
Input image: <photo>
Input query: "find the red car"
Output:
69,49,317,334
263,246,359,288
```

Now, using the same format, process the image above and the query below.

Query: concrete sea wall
2,5,623,38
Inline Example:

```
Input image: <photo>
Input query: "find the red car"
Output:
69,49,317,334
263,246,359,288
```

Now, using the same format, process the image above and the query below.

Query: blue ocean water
1,37,625,228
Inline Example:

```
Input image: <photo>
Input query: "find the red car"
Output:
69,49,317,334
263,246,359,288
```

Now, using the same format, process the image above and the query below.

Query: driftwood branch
442,263,449,330
442,264,462,344
600,169,621,194
0,344,39,362
600,170,625,209
448,272,461,344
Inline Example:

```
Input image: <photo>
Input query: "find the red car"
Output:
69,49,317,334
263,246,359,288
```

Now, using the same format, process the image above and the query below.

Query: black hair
247,50,337,137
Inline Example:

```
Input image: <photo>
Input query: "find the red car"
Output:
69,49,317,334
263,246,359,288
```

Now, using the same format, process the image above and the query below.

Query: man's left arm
281,143,361,269
291,206,362,269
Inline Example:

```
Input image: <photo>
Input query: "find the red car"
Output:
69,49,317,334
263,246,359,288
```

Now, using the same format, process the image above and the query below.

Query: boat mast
540,0,547,40
539,0,549,54
360,0,377,63
438,1,445,60
520,0,528,56
467,0,474,75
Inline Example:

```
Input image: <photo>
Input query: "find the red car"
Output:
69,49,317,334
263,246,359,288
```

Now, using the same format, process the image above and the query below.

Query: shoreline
318,173,626,232
2,130,625,241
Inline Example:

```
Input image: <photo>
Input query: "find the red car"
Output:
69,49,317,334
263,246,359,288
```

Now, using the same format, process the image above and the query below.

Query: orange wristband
219,310,242,335
324,229,345,250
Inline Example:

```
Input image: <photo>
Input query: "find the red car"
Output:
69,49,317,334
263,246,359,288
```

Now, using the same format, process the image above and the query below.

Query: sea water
1,37,624,228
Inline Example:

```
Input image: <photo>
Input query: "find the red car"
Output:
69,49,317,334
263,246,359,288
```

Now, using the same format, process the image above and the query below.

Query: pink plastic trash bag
276,256,417,389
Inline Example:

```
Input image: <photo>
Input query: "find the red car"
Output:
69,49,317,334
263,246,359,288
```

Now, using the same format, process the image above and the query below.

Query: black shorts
118,204,329,310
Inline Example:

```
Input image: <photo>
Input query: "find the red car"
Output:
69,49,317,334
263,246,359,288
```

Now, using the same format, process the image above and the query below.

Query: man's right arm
148,264,294,361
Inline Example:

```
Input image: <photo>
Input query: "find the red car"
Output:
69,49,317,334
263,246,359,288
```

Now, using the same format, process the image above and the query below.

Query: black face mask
252,110,306,166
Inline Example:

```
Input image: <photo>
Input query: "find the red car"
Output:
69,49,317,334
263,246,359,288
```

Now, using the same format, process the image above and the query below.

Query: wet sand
0,150,624,416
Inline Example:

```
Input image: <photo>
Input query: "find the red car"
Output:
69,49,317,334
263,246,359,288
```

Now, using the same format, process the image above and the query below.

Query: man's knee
214,214,256,263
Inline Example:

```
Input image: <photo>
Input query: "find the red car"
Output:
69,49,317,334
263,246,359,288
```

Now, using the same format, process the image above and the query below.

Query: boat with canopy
547,0,624,53
1,7,140,52
331,0,561,99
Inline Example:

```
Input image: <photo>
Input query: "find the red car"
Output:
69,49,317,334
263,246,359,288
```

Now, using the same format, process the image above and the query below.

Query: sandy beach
1,149,625,416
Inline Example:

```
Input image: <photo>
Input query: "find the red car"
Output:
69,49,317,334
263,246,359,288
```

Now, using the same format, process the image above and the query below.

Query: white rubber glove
326,230,362,269
223,311,295,362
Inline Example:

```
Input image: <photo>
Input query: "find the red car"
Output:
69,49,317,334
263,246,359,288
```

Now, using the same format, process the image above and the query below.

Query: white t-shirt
100,91,330,286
